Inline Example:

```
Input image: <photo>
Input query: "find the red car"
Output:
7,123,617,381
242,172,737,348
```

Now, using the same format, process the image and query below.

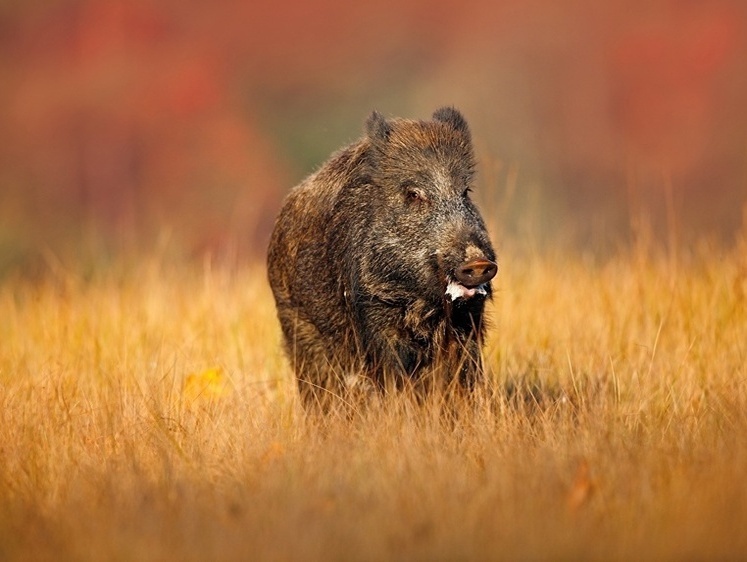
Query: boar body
267,108,497,408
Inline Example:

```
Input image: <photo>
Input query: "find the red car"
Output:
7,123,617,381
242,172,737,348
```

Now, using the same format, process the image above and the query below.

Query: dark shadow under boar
267,107,497,409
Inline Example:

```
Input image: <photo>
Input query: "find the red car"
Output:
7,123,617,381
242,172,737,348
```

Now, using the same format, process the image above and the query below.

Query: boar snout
454,259,497,288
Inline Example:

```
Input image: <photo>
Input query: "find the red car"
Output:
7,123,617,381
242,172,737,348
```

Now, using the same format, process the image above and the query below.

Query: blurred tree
1,0,745,261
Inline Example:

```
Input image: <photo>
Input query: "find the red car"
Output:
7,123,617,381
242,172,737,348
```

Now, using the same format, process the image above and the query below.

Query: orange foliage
1,0,745,255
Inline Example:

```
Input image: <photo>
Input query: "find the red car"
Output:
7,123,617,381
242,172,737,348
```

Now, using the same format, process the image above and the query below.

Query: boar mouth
445,278,488,302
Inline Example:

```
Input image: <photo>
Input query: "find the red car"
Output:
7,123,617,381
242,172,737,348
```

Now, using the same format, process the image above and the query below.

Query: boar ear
433,106,470,138
366,110,391,144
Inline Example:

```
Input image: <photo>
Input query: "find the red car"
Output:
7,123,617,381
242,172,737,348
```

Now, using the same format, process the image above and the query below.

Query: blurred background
1,0,746,269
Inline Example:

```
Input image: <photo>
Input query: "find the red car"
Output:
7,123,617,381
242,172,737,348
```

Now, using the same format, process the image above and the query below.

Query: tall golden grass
2,237,747,561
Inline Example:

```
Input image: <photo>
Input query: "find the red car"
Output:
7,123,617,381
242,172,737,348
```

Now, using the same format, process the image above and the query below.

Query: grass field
2,237,747,561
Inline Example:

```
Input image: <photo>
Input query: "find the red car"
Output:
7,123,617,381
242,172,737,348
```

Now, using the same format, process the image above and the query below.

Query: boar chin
445,279,488,302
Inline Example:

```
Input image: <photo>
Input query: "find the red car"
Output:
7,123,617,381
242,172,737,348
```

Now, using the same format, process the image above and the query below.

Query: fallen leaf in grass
310,496,336,514
260,441,285,465
567,458,595,512
184,367,228,400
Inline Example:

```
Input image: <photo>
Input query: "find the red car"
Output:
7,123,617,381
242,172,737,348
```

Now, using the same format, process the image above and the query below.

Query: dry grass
2,239,747,561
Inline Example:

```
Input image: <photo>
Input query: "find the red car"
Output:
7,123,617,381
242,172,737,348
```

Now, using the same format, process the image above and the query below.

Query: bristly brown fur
267,107,496,410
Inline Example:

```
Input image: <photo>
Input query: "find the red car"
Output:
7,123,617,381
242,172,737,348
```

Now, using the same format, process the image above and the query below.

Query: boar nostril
455,259,497,288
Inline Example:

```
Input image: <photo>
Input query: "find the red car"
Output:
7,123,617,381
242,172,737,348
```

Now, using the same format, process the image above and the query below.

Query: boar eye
404,186,427,205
